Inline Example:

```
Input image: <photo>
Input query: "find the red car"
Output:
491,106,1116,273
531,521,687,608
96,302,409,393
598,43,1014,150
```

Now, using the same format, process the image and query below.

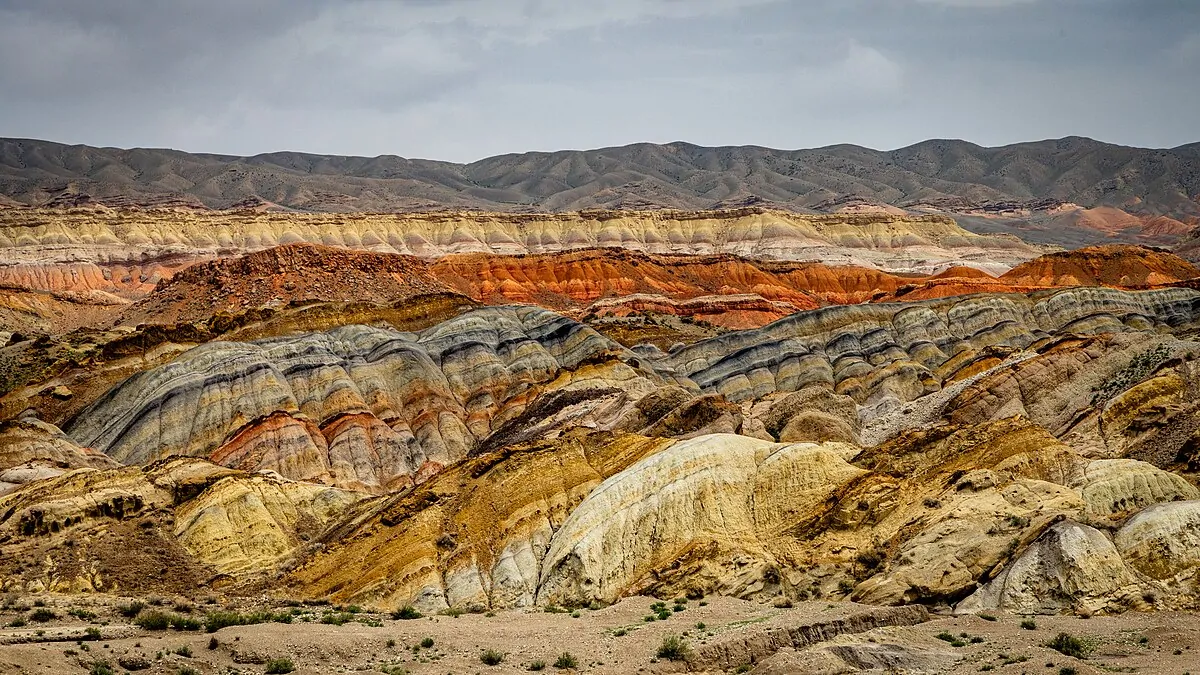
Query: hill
2,137,1198,248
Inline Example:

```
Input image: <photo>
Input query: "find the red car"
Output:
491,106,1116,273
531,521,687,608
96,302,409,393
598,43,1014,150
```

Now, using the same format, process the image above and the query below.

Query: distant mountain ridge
2,136,1198,219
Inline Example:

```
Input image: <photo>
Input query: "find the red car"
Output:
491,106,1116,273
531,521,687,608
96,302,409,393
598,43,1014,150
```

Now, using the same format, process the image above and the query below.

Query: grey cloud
0,0,1195,161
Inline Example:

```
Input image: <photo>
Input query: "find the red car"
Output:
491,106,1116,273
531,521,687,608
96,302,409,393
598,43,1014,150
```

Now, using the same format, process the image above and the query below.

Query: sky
1,0,1197,162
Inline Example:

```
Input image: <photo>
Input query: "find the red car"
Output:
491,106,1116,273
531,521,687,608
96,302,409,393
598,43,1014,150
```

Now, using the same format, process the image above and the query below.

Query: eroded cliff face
65,306,665,493
3,255,1200,617
0,207,1036,281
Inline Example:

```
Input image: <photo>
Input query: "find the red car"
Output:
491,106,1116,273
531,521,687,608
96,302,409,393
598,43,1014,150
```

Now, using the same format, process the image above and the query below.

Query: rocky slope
118,243,457,326
0,206,1037,278
999,244,1200,288
0,281,1196,615
3,137,1198,243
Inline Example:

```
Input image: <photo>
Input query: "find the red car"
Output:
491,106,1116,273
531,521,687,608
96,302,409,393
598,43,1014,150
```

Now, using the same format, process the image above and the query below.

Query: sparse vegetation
528,660,546,671
554,651,578,669
391,605,422,620
657,634,690,661
89,661,114,675
420,637,434,649
117,601,146,618
264,657,295,674
480,649,505,665
1046,632,1088,659
1021,619,1038,630
29,608,57,622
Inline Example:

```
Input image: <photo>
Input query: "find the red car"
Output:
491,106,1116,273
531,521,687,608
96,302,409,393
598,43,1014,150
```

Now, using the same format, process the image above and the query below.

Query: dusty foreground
0,596,1196,675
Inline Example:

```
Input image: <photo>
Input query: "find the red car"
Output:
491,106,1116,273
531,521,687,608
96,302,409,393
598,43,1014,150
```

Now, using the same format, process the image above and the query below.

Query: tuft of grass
657,634,690,661
480,649,505,666
205,610,291,632
527,660,546,671
264,657,295,674
1046,632,1088,659
133,611,172,631
173,645,192,657
554,651,578,669
1021,619,1038,630
29,608,58,622
117,602,145,618
89,661,114,675
419,637,434,649
391,605,422,620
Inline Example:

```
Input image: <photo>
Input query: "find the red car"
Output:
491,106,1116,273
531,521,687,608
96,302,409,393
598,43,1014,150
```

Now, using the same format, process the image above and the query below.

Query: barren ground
0,595,1196,674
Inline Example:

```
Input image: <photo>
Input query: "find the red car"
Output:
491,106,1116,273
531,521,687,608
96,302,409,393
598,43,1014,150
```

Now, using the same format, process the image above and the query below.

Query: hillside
2,137,1198,248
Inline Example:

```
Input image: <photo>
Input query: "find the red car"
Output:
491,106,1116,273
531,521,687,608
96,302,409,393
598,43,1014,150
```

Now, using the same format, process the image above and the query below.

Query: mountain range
2,136,1198,223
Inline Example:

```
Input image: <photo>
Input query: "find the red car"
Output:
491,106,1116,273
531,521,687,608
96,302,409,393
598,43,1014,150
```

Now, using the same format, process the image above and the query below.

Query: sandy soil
0,594,1196,674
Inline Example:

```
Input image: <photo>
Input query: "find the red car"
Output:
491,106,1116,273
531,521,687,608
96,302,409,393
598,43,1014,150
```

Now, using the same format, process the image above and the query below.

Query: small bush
391,605,422,620
528,661,546,671
264,658,295,674
7,618,26,628
480,649,505,665
134,611,172,631
83,627,102,641
173,645,192,657
117,602,146,618
657,634,690,661
1059,668,1077,675
554,651,578,669
420,637,434,649
1021,619,1038,630
612,627,627,637
1046,632,1087,659
29,608,58,622
89,661,114,675
69,607,98,621
978,613,997,621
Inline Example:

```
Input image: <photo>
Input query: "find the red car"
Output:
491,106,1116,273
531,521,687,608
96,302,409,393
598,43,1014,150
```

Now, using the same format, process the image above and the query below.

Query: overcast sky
1,0,1197,162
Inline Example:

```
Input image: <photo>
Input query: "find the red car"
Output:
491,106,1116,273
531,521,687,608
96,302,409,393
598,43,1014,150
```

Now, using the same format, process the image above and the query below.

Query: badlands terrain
0,143,1200,673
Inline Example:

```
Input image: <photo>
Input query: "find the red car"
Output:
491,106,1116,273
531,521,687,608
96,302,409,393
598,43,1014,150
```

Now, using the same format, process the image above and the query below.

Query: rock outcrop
1000,244,1200,287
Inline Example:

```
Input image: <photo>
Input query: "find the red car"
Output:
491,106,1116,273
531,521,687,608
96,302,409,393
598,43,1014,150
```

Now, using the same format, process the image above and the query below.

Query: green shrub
264,658,295,674
978,613,997,621
420,637,434,649
1021,619,1037,630
69,607,98,621
527,661,546,671
554,651,578,669
83,627,102,641
391,605,422,620
480,649,505,665
89,661,114,675
29,608,57,622
134,611,172,631
117,602,145,618
657,634,690,661
169,614,201,631
173,645,192,657
1046,632,1087,659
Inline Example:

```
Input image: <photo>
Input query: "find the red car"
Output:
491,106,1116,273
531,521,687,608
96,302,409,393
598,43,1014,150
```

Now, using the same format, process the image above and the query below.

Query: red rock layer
1000,244,1200,288
119,243,457,325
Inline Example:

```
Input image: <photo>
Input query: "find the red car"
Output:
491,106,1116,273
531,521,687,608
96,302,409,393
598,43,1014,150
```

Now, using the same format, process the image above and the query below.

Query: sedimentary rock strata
0,207,1037,278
